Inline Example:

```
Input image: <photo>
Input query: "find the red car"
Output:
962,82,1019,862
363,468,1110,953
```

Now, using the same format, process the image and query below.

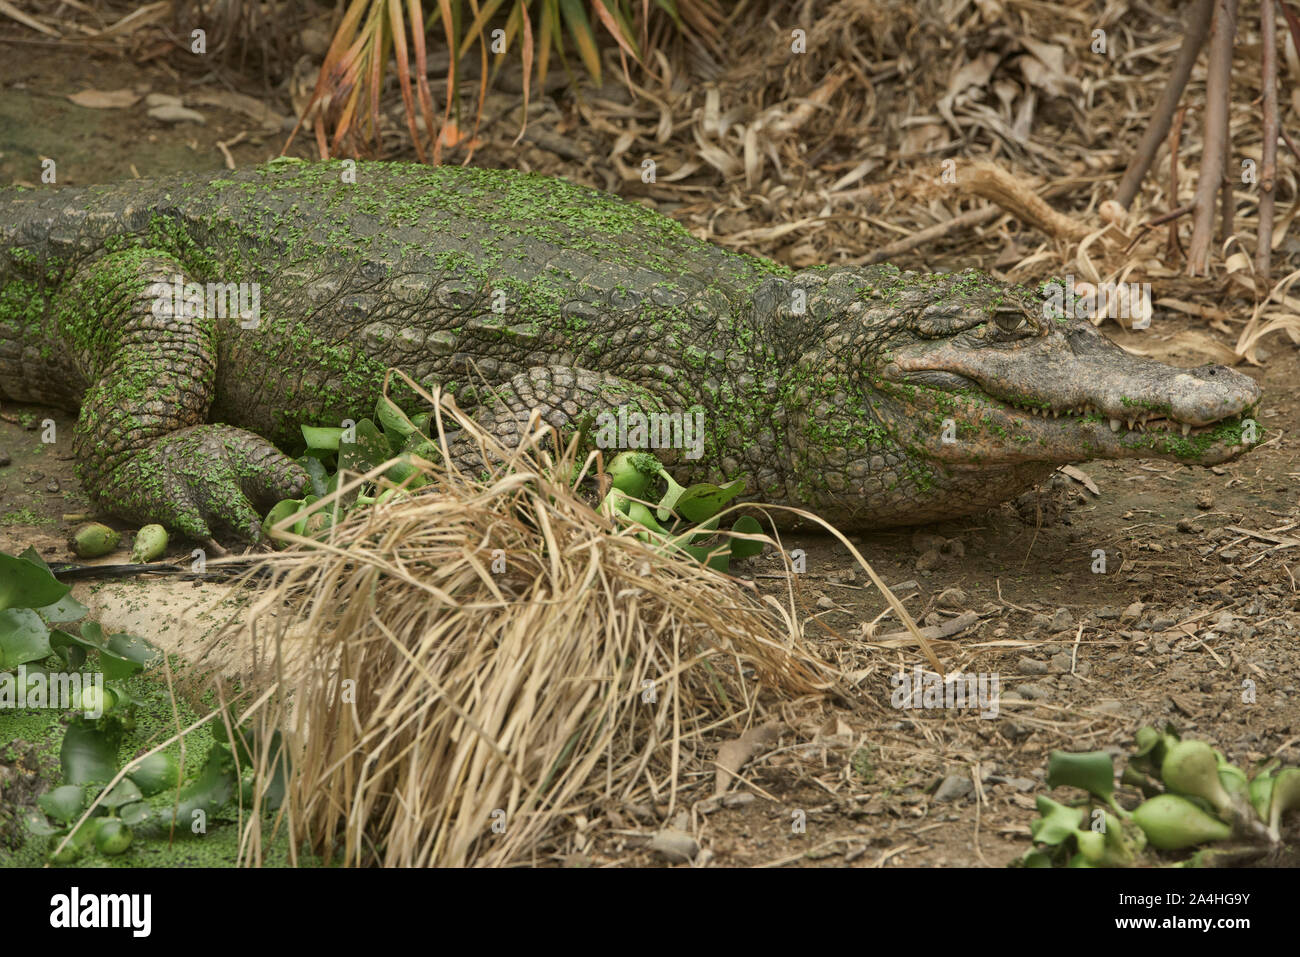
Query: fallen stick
856,205,1001,265
1116,0,1215,208
1257,0,1278,283
1187,0,1237,275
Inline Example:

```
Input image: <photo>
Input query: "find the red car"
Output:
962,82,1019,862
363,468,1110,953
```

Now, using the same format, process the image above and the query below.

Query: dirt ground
2,48,1298,868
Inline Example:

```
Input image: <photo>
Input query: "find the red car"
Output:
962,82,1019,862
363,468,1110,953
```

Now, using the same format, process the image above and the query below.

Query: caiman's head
778,265,1262,528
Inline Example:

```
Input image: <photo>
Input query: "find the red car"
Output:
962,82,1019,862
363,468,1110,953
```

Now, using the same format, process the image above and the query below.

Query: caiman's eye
993,308,1028,334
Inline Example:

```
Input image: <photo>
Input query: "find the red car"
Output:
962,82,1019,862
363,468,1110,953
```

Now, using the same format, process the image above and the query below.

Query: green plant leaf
728,515,766,559
1029,795,1086,845
0,607,52,669
301,425,346,451
1046,750,1116,804
303,456,330,497
37,784,85,824
60,716,123,786
70,621,159,680
35,590,88,625
338,418,391,473
673,479,746,523
0,551,69,612
167,744,238,835
48,629,86,671
99,777,144,809
376,395,419,444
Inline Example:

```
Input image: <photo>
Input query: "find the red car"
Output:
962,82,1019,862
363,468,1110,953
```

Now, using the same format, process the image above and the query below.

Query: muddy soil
1,49,1297,868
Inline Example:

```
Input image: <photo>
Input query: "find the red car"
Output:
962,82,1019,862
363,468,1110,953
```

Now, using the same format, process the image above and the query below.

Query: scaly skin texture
0,160,1263,540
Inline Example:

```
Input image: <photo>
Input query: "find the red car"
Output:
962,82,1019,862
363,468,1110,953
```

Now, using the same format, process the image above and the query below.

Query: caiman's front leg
60,249,307,547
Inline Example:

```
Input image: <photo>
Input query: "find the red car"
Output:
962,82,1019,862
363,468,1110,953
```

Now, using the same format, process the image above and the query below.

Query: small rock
0,450,10,467
649,828,699,863
915,549,942,572
1017,656,1049,675
1015,682,1053,700
1218,549,1240,563
148,104,206,124
1150,616,1175,631
936,586,968,609
1049,608,1074,632
1095,606,1120,620
144,92,183,108
1048,652,1073,673
933,773,973,803
1195,490,1214,510
816,595,836,610
1120,601,1144,622
1176,517,1199,533
45,480,60,493
721,792,755,809
1030,613,1052,630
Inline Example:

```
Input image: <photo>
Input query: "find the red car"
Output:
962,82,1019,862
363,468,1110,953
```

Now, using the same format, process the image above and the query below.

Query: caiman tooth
1110,418,1122,432
1052,409,1059,418
1126,419,1135,430
1181,423,1192,436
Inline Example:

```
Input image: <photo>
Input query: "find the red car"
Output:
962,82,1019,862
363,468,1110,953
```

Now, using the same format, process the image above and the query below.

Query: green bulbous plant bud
129,524,168,563
70,523,120,559
1162,739,1234,818
1132,794,1232,850
1267,768,1300,843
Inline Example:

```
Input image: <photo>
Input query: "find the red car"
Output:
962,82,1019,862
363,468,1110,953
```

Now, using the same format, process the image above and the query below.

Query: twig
1168,105,1188,261
857,205,1001,265
1257,0,1278,284
1116,0,1215,208
1125,202,1195,254
1187,0,1237,275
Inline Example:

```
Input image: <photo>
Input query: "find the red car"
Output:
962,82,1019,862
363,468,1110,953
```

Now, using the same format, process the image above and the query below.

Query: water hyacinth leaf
0,551,69,612
168,743,238,833
673,479,746,523
119,802,152,827
338,418,390,473
1046,750,1116,804
99,777,144,809
125,751,181,797
0,607,52,670
60,717,122,785
1020,849,1054,868
37,784,85,824
35,590,89,625
301,425,346,451
102,631,161,678
728,515,766,559
23,808,60,836
1030,795,1086,845
303,457,330,497
376,395,419,443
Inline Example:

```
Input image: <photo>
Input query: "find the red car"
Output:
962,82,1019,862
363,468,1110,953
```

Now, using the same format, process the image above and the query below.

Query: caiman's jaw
879,317,1263,468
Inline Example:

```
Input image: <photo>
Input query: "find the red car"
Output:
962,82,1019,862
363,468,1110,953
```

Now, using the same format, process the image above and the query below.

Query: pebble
1017,656,1049,675
45,480,60,493
649,828,699,863
933,773,973,803
816,595,836,610
1150,616,1175,631
1048,652,1073,673
1219,549,1240,563
1120,601,1144,622
1049,608,1075,632
1015,682,1053,700
1176,517,1199,533
936,587,967,609
1095,606,1120,620
0,450,10,467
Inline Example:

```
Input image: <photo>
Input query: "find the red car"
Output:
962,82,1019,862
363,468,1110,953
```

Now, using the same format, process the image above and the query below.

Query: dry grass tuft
227,390,848,866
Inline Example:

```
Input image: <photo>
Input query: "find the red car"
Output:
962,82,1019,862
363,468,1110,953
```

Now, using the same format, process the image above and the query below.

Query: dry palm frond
226,388,857,867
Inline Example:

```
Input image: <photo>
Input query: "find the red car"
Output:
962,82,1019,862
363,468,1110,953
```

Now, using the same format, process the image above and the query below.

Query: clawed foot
94,424,308,546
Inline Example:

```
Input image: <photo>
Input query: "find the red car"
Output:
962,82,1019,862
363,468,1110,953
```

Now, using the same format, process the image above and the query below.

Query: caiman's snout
1163,364,1260,426
887,318,1263,466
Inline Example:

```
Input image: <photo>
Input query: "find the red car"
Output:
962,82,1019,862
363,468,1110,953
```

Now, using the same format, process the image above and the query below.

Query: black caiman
0,160,1261,546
